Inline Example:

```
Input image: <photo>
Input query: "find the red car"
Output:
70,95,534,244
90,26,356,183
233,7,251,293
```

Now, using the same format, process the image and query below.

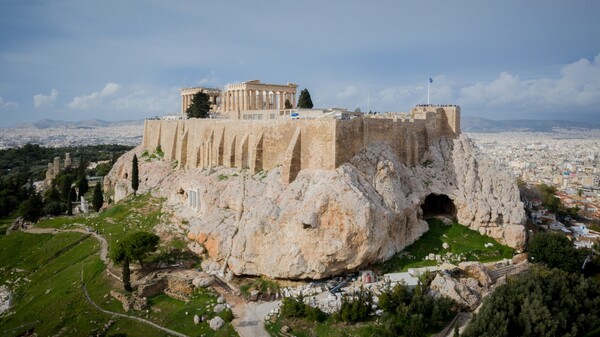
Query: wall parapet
142,106,460,184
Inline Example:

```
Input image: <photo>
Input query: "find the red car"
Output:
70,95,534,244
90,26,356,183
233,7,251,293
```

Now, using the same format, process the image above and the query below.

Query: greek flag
429,77,433,84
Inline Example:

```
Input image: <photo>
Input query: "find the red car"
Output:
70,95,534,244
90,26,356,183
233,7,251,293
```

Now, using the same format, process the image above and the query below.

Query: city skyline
1,1,600,127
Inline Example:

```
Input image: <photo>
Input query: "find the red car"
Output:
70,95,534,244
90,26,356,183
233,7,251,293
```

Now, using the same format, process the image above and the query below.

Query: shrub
337,287,373,323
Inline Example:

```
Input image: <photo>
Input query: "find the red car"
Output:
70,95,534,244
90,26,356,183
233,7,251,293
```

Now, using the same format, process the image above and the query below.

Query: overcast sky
1,0,600,127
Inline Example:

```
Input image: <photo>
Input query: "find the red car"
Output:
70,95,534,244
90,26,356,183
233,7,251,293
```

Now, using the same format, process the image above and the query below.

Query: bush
462,267,600,337
337,287,373,323
528,232,588,273
280,297,327,323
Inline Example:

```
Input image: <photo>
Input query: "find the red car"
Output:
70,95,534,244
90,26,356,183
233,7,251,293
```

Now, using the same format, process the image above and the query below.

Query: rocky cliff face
105,135,526,279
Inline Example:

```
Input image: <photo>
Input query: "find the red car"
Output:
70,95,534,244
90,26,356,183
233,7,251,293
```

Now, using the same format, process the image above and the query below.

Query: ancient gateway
107,79,525,279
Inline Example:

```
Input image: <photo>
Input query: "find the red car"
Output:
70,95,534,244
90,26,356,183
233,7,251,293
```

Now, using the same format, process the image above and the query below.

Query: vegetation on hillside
0,144,131,218
379,219,513,273
462,267,600,337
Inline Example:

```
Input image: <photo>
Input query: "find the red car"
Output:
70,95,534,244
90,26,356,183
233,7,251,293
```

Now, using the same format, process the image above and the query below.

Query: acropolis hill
106,80,525,279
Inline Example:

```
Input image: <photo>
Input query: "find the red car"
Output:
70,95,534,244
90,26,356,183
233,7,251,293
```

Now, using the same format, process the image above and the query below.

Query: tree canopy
297,88,313,109
528,232,588,273
186,91,211,118
462,267,600,337
110,231,160,291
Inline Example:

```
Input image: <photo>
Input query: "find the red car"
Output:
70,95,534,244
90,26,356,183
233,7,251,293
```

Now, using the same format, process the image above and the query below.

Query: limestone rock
213,303,227,313
209,316,225,330
192,273,214,288
106,135,526,279
459,262,492,288
187,242,206,255
193,314,200,324
430,273,480,311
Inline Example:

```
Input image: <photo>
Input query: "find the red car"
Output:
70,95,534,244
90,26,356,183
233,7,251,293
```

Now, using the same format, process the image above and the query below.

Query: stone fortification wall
143,118,337,184
142,106,460,184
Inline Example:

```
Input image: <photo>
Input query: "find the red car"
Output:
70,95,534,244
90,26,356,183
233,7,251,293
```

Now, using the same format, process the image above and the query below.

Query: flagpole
427,80,430,105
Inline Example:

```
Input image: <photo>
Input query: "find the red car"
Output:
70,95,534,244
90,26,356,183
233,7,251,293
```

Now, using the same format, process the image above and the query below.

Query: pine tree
131,154,139,195
186,91,211,118
297,88,313,109
92,183,103,212
284,98,292,109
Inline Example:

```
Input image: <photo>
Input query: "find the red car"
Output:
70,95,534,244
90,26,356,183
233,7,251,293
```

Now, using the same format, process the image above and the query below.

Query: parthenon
179,80,298,115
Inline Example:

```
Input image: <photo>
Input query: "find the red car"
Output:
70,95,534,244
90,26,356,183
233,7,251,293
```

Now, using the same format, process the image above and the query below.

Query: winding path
22,226,187,337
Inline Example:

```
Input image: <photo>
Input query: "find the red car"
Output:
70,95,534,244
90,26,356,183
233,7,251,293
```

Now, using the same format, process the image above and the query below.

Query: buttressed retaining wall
142,105,460,184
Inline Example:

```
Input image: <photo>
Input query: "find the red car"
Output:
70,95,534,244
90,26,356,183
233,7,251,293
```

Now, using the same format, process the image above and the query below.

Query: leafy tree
131,154,139,195
92,183,103,212
18,190,44,222
109,231,160,292
462,267,600,337
297,88,313,109
280,296,326,323
186,91,211,118
78,176,89,198
528,232,588,273
121,231,160,268
284,99,292,109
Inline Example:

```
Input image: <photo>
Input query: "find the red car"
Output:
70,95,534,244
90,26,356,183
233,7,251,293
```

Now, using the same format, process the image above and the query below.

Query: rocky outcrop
105,135,526,279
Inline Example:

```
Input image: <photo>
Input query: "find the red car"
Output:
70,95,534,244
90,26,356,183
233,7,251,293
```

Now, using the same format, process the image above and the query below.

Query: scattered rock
249,290,260,301
193,314,200,324
213,304,227,313
217,296,226,304
442,242,450,249
430,273,481,311
209,316,225,330
281,325,291,333
192,273,214,288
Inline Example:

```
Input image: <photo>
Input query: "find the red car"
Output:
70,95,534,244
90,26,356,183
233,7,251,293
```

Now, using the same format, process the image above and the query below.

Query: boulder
209,316,225,330
193,314,200,325
213,304,227,313
192,273,214,288
459,262,492,288
430,273,480,311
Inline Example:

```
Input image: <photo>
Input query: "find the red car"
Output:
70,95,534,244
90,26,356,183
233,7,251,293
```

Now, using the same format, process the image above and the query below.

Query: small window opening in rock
420,193,457,220
178,188,184,194
303,223,312,229
125,173,128,179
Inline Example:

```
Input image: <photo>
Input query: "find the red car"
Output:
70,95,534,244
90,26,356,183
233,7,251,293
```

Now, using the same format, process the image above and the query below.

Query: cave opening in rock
420,193,457,220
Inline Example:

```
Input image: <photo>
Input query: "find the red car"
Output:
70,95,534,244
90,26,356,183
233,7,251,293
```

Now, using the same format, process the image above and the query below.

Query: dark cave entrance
420,193,457,220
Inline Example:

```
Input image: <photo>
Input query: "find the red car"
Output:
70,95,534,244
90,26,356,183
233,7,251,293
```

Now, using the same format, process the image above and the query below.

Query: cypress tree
186,91,211,118
131,154,139,195
78,176,89,198
297,88,314,109
92,183,103,212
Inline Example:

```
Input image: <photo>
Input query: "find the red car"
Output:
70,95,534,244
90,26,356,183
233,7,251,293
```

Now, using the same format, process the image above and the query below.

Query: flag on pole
428,77,433,84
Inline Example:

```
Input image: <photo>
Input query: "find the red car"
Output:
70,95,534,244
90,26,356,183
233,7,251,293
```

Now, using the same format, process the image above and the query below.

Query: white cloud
108,84,180,116
68,83,121,109
33,88,59,108
0,96,18,110
457,53,600,116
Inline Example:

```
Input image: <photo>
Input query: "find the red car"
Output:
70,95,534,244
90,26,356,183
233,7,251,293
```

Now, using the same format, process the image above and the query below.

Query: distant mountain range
15,119,144,129
461,116,600,133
